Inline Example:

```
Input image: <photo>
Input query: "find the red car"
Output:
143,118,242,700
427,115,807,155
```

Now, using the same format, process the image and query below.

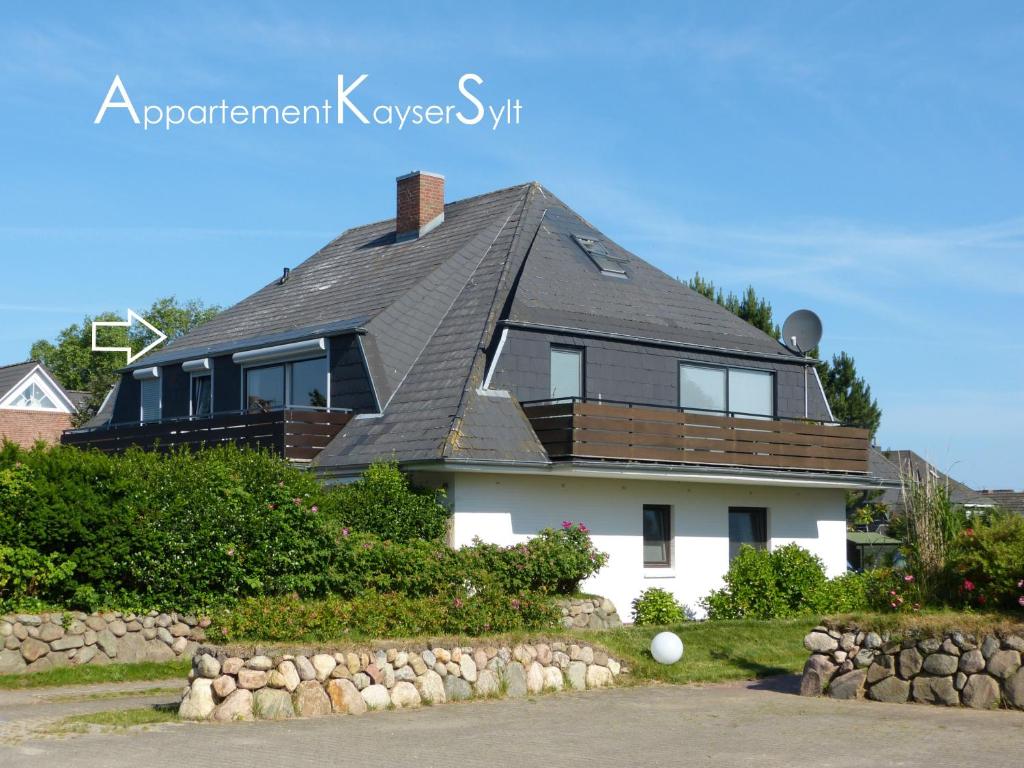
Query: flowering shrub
631,587,688,625
943,512,1024,612
456,522,608,597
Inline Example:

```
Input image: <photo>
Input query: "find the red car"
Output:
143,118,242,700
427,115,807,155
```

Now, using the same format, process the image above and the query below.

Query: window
679,364,774,418
245,365,285,412
289,357,328,408
191,374,212,417
549,347,582,401
140,378,161,423
679,365,726,413
244,357,327,412
572,234,629,276
729,507,767,560
643,504,672,567
9,382,57,410
727,369,773,418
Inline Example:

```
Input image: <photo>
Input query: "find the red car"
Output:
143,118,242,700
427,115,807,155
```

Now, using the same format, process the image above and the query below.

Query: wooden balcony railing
521,399,869,474
61,408,352,461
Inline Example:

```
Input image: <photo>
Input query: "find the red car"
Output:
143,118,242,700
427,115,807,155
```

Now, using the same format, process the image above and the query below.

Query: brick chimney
396,171,445,241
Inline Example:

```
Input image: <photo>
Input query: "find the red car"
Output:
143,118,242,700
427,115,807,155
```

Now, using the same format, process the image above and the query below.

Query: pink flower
890,602,897,608
889,590,897,596
510,598,520,610
963,579,975,592
579,523,589,533
1018,596,1024,607
1018,579,1024,589
341,528,349,536
562,521,572,529
453,597,463,609
293,497,302,505
903,574,915,582
310,505,318,513
964,528,975,537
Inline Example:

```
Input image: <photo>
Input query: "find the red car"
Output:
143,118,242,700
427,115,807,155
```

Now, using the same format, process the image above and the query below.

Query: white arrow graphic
91,309,168,365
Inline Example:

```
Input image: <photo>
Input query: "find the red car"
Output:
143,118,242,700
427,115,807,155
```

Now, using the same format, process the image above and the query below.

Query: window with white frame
8,382,58,410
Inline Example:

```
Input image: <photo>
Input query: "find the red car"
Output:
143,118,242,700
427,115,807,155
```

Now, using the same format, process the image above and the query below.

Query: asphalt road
2,677,1022,767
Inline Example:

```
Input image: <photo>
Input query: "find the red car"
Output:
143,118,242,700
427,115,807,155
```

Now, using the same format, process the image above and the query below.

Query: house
64,172,883,615
0,361,87,447
975,489,1024,515
878,449,994,514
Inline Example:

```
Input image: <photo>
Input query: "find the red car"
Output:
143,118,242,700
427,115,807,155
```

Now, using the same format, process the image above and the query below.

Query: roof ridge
442,185,548,458
0,360,38,371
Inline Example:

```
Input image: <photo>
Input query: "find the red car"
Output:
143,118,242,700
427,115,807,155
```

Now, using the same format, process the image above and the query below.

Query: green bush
943,512,1024,612
457,523,608,596
631,587,687,625
320,461,450,541
703,544,871,619
0,544,76,613
0,443,608,612
209,591,561,642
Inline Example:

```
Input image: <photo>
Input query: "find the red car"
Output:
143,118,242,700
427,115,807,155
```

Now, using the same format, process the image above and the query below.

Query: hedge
0,442,607,613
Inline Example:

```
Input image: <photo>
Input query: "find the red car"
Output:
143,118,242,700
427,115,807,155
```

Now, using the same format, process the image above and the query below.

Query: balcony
62,408,352,461
521,399,869,474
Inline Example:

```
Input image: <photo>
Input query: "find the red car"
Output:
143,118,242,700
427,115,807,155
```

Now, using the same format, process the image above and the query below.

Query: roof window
572,235,628,277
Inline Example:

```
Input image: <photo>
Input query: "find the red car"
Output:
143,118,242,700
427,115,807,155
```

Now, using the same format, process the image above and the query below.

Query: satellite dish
781,309,823,355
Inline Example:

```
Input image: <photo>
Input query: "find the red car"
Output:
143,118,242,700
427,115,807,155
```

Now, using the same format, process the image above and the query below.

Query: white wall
448,472,847,620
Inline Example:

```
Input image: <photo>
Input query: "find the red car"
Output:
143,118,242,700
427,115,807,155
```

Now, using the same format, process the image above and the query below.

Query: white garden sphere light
650,631,684,665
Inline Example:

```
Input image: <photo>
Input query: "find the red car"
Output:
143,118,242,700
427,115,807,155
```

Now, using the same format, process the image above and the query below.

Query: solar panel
572,234,629,276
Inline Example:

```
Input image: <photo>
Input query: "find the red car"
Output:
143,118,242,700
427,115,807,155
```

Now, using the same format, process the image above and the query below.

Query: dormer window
572,235,628,277
9,382,58,410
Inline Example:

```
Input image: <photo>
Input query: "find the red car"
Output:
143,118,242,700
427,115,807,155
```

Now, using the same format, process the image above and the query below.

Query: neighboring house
976,489,1024,515
0,361,86,447
879,449,994,514
65,172,883,615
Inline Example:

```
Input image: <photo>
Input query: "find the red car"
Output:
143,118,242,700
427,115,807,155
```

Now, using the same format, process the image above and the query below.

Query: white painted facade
442,470,847,620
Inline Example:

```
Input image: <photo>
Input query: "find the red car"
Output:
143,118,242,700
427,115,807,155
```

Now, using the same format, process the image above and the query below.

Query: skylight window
572,234,629,277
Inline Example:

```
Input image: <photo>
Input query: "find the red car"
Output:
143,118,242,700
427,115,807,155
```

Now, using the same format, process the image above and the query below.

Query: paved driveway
2,677,1022,767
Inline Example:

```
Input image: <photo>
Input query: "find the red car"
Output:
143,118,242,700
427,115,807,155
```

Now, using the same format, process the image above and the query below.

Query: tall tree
30,296,220,424
816,351,882,437
688,273,780,338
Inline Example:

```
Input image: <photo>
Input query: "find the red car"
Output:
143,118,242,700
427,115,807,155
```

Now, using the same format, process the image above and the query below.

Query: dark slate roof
80,382,118,428
0,361,38,399
880,449,992,509
141,180,821,472
976,490,1024,515
507,202,801,360
317,184,549,467
136,184,531,369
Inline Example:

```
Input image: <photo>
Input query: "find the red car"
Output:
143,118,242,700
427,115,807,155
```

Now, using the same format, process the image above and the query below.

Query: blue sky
2,3,1021,488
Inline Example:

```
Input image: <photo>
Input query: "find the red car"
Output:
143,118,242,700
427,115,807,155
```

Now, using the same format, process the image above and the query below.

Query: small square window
643,504,672,567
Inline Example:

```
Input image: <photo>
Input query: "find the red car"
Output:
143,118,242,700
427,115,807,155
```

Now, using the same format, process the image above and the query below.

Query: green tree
688,273,780,338
816,351,882,436
30,296,220,424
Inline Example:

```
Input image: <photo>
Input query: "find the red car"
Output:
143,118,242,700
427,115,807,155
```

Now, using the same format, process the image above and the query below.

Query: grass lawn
41,705,180,737
585,618,810,685
0,659,190,690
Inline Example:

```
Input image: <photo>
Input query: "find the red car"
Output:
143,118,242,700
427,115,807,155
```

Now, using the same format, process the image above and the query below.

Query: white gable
0,367,75,413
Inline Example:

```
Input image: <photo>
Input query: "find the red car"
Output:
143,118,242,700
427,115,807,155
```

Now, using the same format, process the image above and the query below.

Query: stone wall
801,624,1024,710
179,640,625,721
554,596,622,630
0,610,205,674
